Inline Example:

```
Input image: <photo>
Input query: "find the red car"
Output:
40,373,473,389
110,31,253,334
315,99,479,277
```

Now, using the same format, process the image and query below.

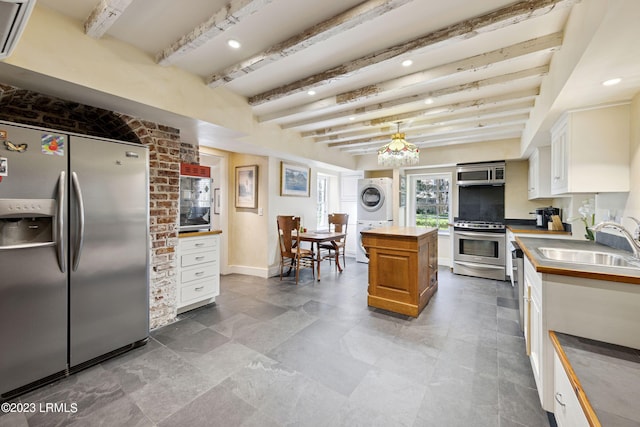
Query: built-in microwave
456,162,505,186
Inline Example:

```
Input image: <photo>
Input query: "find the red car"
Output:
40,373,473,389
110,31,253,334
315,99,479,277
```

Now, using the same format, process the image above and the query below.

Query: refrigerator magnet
0,157,7,176
42,134,65,156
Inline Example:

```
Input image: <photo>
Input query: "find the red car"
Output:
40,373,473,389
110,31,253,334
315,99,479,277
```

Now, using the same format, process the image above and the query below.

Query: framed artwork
235,165,258,208
214,188,221,214
280,162,310,197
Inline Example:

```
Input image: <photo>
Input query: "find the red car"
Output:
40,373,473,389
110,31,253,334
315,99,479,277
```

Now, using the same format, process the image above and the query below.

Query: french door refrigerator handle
57,171,66,273
71,172,85,271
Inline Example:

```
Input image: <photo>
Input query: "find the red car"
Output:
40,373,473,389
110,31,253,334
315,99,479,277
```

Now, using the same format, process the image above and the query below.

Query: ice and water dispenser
0,199,56,247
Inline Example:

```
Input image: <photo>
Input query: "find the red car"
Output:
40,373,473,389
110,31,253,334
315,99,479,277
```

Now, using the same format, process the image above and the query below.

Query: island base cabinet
362,227,437,317
553,353,589,427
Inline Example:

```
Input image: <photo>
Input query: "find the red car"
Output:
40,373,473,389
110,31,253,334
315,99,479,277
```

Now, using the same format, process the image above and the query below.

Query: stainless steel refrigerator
0,122,149,398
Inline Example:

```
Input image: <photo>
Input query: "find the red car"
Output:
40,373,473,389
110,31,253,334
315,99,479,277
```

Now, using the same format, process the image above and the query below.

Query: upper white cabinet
550,104,630,195
528,146,551,200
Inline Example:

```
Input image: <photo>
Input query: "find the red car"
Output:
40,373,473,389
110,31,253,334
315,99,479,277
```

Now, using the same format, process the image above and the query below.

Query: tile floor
1,260,551,427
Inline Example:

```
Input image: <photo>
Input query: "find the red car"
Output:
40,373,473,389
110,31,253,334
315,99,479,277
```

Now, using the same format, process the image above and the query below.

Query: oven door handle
454,261,505,270
455,231,504,239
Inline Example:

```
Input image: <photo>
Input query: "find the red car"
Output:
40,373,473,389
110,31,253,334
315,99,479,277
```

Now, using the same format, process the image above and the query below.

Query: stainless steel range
453,220,507,281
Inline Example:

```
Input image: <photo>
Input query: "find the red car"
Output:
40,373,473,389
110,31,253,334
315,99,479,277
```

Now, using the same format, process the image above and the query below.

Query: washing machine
357,178,393,221
356,219,394,263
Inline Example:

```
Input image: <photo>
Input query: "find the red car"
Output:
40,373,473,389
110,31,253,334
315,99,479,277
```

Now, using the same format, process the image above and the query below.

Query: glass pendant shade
377,130,419,167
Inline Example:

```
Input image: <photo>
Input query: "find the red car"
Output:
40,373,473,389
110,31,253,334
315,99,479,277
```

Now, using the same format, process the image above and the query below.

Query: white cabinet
177,233,220,313
550,104,630,195
524,257,544,401
528,146,551,200
553,352,589,427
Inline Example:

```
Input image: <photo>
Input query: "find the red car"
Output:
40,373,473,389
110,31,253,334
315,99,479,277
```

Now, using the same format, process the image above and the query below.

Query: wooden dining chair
320,213,349,270
276,215,315,284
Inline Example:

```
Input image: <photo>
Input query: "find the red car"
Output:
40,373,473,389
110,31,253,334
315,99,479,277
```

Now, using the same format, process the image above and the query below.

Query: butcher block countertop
550,331,640,427
360,226,437,237
516,236,640,285
507,224,571,236
178,230,222,238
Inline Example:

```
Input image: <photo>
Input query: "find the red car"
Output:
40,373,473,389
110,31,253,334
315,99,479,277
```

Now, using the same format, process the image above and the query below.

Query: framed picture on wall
214,188,221,214
235,165,258,208
280,162,310,197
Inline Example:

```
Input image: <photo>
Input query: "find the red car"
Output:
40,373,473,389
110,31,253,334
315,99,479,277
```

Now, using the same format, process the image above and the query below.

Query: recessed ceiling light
307,90,316,96
349,117,355,121
602,78,621,86
227,39,241,49
402,59,413,67
424,97,434,105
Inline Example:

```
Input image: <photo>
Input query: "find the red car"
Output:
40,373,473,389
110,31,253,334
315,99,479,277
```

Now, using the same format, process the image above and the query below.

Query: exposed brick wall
0,83,197,328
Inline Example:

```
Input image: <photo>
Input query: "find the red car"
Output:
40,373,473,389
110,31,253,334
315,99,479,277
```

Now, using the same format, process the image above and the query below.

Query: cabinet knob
554,392,566,407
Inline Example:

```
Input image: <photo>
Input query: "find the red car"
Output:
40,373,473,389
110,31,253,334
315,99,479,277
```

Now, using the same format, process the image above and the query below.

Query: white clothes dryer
356,219,393,263
357,178,393,221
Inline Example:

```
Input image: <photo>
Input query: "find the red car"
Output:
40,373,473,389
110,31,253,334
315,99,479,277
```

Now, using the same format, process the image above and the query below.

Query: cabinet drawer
180,262,218,283
180,278,218,304
180,251,217,267
180,236,218,252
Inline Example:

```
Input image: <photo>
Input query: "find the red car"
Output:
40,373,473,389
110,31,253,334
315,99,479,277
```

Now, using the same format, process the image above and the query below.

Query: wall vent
0,0,36,59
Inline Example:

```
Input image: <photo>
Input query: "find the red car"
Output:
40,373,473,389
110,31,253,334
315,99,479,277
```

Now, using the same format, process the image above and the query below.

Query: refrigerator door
68,136,149,367
0,123,68,395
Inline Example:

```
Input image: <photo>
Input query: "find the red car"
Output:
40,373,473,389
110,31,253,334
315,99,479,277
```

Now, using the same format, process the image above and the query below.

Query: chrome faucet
590,221,640,258
628,216,640,240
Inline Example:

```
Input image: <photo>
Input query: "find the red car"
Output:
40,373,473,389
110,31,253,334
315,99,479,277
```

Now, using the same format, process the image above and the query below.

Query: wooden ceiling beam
301,89,539,137
261,32,561,121
156,0,271,66
327,115,529,148
84,0,134,38
206,0,412,87
313,103,534,143
248,0,577,105
277,65,548,129
340,126,525,154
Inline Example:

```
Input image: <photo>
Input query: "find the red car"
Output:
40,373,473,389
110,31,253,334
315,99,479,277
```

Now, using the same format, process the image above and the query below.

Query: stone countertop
506,224,571,236
516,236,640,285
550,331,640,426
359,226,438,237
178,230,222,238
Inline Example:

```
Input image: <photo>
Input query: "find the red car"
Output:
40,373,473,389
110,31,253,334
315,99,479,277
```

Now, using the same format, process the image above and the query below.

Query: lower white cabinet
177,233,220,313
553,353,589,427
524,257,544,401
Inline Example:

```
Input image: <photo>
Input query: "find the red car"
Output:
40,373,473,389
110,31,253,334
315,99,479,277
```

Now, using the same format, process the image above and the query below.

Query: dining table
294,230,346,281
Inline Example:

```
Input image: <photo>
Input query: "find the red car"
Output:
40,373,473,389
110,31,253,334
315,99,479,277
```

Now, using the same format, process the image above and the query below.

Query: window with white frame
317,174,329,229
408,173,452,232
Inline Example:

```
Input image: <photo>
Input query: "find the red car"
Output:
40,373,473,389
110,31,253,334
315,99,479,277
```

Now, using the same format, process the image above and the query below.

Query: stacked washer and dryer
356,178,394,263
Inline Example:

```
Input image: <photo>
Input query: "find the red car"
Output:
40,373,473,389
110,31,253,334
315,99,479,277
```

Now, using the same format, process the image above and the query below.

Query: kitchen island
360,226,438,317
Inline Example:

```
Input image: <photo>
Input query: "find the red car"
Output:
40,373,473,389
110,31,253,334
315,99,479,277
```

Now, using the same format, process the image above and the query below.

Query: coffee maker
534,206,560,228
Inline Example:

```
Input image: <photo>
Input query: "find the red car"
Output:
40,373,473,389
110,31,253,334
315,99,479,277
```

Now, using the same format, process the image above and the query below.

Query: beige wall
505,160,554,219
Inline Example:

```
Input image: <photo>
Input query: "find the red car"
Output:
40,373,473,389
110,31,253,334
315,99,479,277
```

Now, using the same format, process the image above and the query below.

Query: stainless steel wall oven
453,222,507,281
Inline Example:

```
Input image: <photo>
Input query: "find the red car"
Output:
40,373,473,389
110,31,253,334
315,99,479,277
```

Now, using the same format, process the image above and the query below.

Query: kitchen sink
537,247,640,268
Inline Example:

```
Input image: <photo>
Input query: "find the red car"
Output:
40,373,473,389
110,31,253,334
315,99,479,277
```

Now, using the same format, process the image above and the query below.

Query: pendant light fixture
377,122,419,167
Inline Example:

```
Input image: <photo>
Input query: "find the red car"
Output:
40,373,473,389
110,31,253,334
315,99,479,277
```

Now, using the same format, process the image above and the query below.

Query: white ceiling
26,0,640,160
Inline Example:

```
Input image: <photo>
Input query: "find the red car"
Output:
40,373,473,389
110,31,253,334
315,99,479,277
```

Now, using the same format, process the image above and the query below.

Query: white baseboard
226,265,271,278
